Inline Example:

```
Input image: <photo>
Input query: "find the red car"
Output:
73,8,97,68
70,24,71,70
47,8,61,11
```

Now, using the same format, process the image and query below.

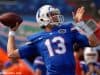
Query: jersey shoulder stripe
27,31,45,42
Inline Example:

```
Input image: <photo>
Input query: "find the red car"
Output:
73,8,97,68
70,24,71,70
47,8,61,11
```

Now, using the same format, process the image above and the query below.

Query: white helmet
36,5,64,28
84,47,98,64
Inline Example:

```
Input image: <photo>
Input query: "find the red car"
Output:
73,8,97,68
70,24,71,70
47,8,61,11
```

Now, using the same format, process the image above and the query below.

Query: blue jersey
18,23,89,75
80,61,100,75
33,56,46,75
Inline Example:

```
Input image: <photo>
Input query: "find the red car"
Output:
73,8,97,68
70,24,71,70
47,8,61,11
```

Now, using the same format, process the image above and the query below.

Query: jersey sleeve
18,42,38,58
73,30,90,48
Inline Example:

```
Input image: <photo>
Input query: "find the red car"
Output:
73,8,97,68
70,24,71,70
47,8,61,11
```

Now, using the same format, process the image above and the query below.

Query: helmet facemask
47,9,64,26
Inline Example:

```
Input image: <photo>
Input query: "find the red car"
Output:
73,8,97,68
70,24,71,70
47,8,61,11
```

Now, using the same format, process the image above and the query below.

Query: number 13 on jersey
45,36,66,56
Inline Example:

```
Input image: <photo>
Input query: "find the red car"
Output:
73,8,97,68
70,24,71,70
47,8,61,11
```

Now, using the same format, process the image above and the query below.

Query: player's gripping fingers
10,22,20,31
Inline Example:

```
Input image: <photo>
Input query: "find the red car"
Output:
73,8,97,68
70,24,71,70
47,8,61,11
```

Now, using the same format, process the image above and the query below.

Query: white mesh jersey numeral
45,36,66,56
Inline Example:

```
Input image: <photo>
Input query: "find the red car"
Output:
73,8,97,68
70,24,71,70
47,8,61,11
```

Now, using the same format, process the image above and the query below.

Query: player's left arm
73,6,99,47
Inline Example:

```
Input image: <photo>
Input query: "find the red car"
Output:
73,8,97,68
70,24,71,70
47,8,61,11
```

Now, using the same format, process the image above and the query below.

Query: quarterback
7,5,95,75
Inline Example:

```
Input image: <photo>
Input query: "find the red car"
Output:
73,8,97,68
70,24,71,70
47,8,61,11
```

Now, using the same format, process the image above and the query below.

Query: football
0,12,23,28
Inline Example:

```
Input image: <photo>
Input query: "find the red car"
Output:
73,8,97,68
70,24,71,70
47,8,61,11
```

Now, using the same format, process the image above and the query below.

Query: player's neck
45,27,52,32
45,25,53,32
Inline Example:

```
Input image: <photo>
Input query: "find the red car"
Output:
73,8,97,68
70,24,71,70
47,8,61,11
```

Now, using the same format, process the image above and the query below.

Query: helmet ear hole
40,19,44,21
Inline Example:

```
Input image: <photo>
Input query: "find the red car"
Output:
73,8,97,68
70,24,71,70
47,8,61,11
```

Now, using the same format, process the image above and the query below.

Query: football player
80,47,100,75
7,5,94,75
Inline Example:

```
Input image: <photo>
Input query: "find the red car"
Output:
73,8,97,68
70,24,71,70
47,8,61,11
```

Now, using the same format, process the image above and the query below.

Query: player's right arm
7,23,38,61
73,6,99,47
7,34,38,60
7,23,20,59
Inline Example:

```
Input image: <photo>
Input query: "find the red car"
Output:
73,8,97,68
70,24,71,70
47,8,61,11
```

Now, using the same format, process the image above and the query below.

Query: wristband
8,30,15,36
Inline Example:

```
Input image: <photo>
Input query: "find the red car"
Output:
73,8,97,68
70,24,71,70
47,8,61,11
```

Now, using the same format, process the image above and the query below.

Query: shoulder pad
58,23,74,30
27,31,45,42
62,22,74,28
61,23,78,32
